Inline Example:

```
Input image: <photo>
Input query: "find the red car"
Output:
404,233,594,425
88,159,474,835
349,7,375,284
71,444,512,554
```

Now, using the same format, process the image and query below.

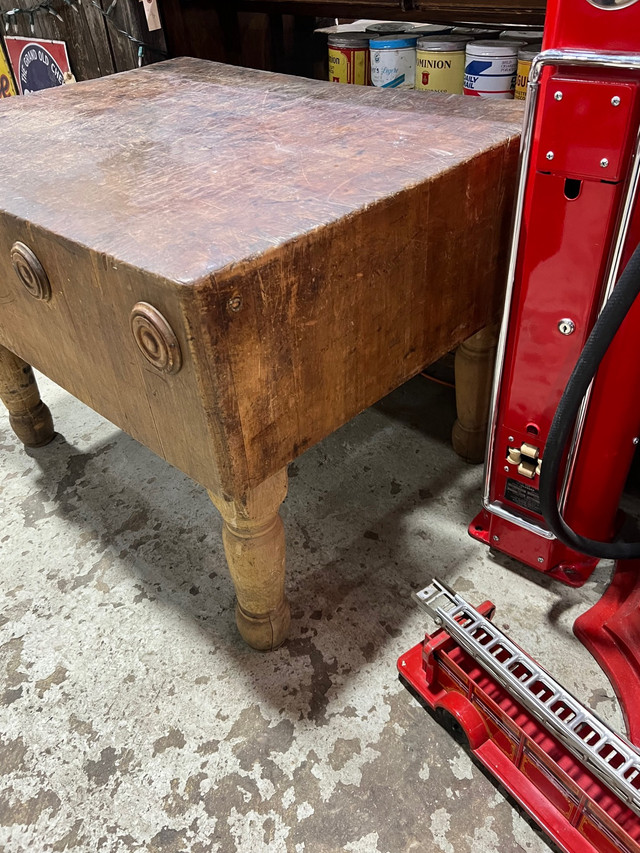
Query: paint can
499,29,544,42
415,35,469,94
370,35,418,89
328,33,370,85
514,43,542,100
410,23,454,36
497,37,530,49
365,22,410,34
452,26,501,39
464,40,519,99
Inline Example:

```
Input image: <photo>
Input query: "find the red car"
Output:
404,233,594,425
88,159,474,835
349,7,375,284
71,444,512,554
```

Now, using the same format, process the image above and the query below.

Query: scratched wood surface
0,58,523,498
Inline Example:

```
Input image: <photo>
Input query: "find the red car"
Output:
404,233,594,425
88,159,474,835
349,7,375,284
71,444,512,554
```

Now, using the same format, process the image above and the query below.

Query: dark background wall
0,0,545,83
0,0,166,79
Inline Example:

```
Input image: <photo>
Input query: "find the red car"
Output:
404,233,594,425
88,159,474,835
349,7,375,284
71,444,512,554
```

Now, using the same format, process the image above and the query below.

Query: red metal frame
470,0,640,740
472,0,640,585
575,560,640,745
405,0,640,839
398,607,640,853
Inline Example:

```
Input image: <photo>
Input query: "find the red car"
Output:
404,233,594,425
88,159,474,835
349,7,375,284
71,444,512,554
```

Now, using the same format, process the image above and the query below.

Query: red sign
4,37,71,95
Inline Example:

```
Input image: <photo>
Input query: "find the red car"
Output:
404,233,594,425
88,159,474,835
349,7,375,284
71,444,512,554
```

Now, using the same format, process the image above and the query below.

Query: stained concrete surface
0,373,624,853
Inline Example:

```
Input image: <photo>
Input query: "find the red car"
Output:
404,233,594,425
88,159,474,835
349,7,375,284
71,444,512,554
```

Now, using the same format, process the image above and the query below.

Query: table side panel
0,217,221,492
192,138,517,493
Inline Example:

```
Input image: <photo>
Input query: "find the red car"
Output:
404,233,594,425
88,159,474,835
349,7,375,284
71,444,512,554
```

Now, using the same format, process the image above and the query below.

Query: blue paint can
369,35,418,89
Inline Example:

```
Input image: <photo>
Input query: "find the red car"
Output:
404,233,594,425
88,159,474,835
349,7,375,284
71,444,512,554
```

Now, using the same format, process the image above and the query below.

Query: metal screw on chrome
546,151,555,160
554,91,563,101
601,158,609,168
558,318,575,336
611,96,621,106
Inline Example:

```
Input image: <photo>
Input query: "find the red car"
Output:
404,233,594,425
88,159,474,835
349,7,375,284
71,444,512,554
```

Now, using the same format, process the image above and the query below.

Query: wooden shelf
237,0,545,25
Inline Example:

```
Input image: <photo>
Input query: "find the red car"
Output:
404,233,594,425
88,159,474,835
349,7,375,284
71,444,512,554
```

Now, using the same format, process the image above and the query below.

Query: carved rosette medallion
130,302,182,375
11,242,51,301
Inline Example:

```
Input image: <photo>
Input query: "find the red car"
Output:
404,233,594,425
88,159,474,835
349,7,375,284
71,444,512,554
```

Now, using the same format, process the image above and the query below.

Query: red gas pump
471,0,640,740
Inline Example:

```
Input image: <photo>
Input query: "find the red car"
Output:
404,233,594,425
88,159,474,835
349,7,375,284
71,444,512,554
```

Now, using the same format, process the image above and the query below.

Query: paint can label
370,47,416,89
463,54,517,98
328,46,369,86
415,49,465,93
514,57,532,100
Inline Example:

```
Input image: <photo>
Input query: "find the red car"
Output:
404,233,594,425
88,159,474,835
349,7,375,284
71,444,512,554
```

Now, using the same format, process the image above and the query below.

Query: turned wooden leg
210,469,290,651
452,324,499,464
0,344,54,448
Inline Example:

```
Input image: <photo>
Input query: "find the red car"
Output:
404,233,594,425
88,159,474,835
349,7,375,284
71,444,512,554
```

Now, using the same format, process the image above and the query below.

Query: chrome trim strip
486,501,555,539
481,61,541,510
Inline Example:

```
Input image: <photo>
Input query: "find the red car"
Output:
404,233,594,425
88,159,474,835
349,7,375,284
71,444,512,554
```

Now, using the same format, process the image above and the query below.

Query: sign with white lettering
5,37,71,95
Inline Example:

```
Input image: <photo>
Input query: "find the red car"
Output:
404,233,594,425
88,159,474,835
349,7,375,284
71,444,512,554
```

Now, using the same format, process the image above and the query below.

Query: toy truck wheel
436,693,488,750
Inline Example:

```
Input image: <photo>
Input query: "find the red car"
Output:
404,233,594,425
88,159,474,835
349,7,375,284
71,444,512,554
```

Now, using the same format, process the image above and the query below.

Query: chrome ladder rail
414,578,640,817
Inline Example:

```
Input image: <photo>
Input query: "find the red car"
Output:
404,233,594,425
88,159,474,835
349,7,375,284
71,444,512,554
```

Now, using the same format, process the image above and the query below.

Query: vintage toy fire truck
399,580,640,853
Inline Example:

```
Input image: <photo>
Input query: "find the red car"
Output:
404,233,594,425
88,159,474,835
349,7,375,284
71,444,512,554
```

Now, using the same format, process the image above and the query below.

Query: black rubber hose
539,241,640,560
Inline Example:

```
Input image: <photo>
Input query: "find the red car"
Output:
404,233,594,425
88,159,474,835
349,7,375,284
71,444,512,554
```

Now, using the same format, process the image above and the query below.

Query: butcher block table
0,58,522,649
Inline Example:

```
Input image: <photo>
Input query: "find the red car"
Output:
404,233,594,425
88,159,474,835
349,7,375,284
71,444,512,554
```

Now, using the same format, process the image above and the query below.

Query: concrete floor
0,372,623,853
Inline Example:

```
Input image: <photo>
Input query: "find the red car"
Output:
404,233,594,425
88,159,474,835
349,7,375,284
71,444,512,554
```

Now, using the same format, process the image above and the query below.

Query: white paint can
464,40,519,99
370,35,418,89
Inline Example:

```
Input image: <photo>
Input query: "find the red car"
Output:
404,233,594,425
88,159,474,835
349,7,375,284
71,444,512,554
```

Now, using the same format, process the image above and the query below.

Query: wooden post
0,344,54,448
452,324,499,464
210,468,290,651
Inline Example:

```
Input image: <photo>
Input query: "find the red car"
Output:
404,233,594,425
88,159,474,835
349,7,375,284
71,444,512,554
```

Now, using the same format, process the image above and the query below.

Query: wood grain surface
0,58,523,499
0,58,522,282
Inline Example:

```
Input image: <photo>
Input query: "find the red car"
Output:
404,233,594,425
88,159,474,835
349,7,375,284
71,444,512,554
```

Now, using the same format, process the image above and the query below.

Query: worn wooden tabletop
0,57,523,284
0,59,525,649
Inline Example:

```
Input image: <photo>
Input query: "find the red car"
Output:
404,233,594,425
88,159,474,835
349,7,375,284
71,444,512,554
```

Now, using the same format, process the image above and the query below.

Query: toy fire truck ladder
413,578,640,818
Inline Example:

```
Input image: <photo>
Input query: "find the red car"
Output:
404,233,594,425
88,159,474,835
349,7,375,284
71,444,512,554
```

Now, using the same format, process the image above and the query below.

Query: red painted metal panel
543,0,640,54
536,78,638,181
475,0,640,586
461,0,640,815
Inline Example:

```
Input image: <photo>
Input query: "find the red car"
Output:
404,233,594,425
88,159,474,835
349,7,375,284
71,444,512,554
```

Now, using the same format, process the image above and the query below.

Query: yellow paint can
328,34,370,86
514,43,542,101
415,35,470,94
